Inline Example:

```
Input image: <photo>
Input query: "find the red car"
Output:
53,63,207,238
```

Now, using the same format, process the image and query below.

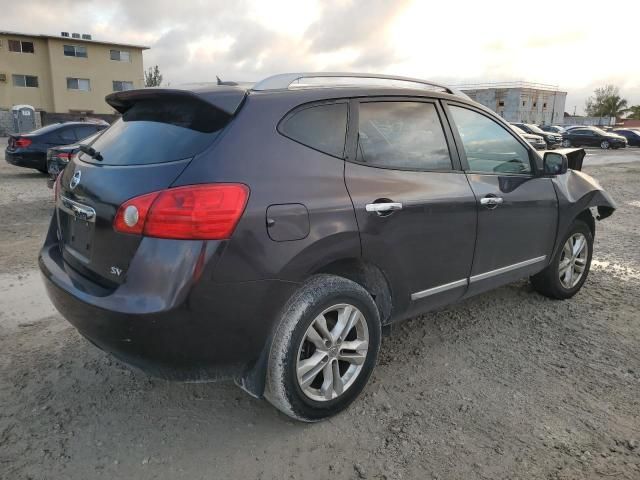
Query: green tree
144,65,163,87
627,105,640,120
585,85,628,118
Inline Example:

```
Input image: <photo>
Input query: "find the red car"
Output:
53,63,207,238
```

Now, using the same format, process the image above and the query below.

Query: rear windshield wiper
78,144,103,161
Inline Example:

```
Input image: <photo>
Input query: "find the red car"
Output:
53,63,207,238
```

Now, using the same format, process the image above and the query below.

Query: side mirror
543,151,568,175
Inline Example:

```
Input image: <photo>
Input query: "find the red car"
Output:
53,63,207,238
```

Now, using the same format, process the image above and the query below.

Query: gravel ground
1,138,639,479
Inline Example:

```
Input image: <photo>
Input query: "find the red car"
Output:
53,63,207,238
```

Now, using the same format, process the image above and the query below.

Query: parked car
613,128,640,147
539,125,566,134
46,130,105,187
561,127,627,149
5,121,108,173
511,125,546,150
40,73,616,421
511,122,562,148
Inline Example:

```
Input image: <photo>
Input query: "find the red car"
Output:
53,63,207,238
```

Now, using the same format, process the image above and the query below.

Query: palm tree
599,95,628,119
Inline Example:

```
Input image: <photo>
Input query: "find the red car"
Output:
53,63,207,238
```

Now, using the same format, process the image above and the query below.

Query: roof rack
252,72,469,98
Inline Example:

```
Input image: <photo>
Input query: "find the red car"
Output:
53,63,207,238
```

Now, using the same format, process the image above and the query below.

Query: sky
4,0,640,114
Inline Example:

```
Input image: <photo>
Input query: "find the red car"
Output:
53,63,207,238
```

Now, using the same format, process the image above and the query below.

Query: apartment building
0,30,148,116
456,82,567,125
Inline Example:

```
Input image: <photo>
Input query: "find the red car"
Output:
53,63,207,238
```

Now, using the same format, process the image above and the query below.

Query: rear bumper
39,217,298,381
5,149,45,169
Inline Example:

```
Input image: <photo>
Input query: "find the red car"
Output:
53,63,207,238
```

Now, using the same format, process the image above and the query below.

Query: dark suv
40,73,615,421
511,122,563,148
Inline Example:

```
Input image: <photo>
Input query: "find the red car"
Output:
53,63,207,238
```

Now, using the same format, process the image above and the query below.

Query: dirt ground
1,138,639,479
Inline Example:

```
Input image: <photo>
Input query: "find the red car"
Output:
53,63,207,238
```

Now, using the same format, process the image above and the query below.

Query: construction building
457,82,567,125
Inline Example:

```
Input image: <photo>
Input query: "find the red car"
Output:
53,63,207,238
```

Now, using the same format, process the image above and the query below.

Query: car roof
107,73,481,116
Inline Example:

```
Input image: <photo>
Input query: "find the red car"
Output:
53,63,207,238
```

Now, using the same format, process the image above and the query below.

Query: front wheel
531,220,593,299
561,139,572,148
600,140,610,149
265,275,381,421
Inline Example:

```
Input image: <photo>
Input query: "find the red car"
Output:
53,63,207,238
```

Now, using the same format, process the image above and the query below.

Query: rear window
27,123,65,136
279,102,348,158
81,97,231,165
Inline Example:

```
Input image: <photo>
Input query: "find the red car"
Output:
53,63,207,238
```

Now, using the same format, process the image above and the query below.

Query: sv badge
110,266,123,277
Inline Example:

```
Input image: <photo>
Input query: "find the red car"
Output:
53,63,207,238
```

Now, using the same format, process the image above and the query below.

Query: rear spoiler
106,87,247,116
552,148,586,171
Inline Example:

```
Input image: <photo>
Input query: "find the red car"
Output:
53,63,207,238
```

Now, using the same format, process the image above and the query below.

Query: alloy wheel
600,140,610,149
558,233,588,289
562,139,571,147
296,304,369,402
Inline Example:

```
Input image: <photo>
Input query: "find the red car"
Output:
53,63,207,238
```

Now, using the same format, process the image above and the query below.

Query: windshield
81,97,232,166
526,124,545,134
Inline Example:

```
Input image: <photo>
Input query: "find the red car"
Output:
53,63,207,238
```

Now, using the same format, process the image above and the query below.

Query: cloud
3,0,640,113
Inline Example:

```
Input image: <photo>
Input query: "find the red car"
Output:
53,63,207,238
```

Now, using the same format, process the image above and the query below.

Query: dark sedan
512,122,563,148
5,121,108,173
46,130,105,187
613,129,640,147
561,127,627,149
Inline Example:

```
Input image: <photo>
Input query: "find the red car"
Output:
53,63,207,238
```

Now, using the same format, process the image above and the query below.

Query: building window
543,103,547,108
12,74,39,88
533,102,537,107
522,101,526,106
63,44,88,58
8,39,35,53
113,80,134,91
110,49,131,62
67,78,91,91
498,101,505,107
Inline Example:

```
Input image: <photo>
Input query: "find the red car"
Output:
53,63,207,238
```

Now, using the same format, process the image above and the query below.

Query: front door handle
365,202,403,215
480,196,503,209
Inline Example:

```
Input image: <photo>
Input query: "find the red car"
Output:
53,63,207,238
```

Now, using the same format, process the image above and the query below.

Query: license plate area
57,196,96,262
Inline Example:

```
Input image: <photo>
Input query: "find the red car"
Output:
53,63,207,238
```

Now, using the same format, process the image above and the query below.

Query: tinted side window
450,106,531,175
356,102,452,171
279,103,347,158
58,127,77,143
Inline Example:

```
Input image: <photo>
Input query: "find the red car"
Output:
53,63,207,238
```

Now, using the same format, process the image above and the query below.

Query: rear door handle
480,196,503,209
365,202,403,215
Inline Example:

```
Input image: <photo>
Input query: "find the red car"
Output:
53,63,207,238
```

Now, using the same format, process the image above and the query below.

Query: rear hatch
55,88,246,287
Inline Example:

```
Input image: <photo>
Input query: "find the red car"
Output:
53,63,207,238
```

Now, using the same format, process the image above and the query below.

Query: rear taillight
114,184,249,240
15,137,32,148
56,152,72,161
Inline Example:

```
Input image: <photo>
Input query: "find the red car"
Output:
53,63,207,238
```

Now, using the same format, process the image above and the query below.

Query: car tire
265,274,381,422
600,140,610,149
561,139,571,148
531,220,593,300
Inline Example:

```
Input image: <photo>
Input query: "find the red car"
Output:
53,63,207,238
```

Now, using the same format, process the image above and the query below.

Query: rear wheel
265,275,381,421
531,220,593,299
